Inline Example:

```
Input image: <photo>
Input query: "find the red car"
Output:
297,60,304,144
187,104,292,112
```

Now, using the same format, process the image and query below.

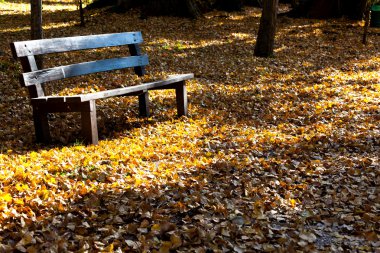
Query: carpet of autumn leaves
0,1,380,252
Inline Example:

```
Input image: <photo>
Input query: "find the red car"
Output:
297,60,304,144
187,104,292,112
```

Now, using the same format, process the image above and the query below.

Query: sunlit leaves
0,0,379,252
0,192,12,204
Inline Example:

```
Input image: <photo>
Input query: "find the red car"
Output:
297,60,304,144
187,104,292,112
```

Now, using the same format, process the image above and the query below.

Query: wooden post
30,0,43,68
33,105,51,143
128,43,148,116
138,92,150,117
81,100,98,145
175,81,188,116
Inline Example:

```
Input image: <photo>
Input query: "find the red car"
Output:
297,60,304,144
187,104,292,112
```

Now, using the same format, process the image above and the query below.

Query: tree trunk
31,0,43,68
362,2,371,44
254,0,278,57
79,0,85,26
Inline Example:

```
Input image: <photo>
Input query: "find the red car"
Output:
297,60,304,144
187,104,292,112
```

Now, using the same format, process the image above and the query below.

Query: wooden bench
10,32,193,145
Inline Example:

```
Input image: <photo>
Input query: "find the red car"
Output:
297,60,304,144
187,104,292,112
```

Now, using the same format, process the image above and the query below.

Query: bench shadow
0,96,183,154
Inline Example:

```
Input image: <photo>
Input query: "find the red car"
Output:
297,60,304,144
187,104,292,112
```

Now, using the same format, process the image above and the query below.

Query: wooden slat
18,56,46,96
22,55,149,86
31,74,194,103
32,101,94,112
11,32,143,57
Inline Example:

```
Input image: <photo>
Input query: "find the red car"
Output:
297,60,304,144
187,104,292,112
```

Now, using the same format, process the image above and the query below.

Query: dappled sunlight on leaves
0,0,379,251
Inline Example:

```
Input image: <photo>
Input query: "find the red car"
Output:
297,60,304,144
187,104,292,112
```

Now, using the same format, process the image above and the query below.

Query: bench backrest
10,32,148,98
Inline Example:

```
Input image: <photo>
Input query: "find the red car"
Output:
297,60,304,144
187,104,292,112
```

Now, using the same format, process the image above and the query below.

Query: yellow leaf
26,246,38,253
14,198,24,205
103,243,114,252
159,241,171,253
47,177,56,185
0,193,12,203
57,203,65,212
16,183,29,192
170,234,182,248
151,223,161,232
38,190,49,200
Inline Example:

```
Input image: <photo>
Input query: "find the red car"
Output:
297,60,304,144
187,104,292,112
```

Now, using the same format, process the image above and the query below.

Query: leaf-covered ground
0,1,379,252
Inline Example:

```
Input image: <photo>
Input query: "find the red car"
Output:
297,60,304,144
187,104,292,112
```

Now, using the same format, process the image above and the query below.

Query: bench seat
31,74,194,104
11,32,194,145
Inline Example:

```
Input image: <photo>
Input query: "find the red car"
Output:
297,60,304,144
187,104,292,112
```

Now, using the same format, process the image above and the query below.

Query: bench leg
81,100,98,145
33,106,51,143
138,91,150,117
175,81,188,116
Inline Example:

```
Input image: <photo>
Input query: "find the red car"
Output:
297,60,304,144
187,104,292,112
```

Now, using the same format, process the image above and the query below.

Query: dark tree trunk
254,0,278,57
31,0,43,68
79,0,85,26
362,2,371,44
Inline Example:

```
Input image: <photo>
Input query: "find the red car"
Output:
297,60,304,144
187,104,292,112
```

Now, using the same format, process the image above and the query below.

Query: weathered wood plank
31,74,194,103
11,32,143,57
22,55,149,86
175,81,188,116
81,100,98,145
18,56,45,96
32,101,95,112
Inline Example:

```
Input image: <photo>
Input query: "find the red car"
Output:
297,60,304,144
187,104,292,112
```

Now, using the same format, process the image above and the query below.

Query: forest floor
0,1,379,252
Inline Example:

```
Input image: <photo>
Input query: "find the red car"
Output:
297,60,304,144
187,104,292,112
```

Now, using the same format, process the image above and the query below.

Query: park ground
0,1,379,252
